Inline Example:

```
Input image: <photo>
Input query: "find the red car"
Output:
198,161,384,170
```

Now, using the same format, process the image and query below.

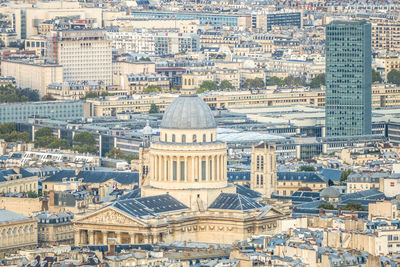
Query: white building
46,29,112,85
108,30,156,55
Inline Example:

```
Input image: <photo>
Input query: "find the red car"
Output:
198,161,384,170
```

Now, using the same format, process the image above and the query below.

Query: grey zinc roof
160,94,216,130
209,193,265,210
0,210,29,223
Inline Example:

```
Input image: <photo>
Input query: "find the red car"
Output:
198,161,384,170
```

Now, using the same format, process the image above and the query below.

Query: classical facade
0,209,38,258
36,212,74,246
0,168,39,195
75,90,285,245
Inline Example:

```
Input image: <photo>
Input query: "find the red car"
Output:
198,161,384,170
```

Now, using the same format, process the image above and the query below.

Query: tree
243,78,265,89
0,85,40,103
297,165,316,172
35,135,70,150
149,103,159,113
309,73,325,88
318,203,336,210
340,169,353,184
41,94,56,101
268,76,284,86
144,85,161,94
35,127,53,139
372,69,383,83
0,123,30,143
197,80,218,93
27,191,38,198
73,131,97,154
106,147,138,163
219,80,234,90
387,69,400,85
342,202,363,211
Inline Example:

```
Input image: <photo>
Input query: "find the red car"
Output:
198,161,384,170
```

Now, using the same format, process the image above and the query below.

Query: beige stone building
74,89,285,246
0,59,63,96
372,22,400,54
0,209,38,258
0,167,39,195
250,143,277,198
36,212,74,246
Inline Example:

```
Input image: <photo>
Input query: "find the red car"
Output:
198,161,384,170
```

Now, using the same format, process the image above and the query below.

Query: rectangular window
173,161,177,180
180,161,185,181
202,161,206,180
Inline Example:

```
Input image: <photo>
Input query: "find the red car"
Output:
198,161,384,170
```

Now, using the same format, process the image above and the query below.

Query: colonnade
149,154,227,183
76,229,164,245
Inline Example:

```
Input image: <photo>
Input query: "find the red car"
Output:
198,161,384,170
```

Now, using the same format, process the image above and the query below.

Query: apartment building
46,29,112,85
372,22,400,54
155,33,200,56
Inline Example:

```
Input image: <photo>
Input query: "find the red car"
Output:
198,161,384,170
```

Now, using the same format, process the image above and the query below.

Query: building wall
0,197,42,216
1,60,63,96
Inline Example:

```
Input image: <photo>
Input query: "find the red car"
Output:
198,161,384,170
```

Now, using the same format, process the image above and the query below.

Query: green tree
243,78,265,89
41,94,56,101
297,165,316,172
27,191,38,198
342,202,363,211
35,127,53,139
340,169,353,184
197,80,218,93
149,103,159,113
106,147,139,163
0,85,39,103
0,123,16,135
372,69,383,83
144,85,161,93
388,69,400,85
73,131,97,154
268,76,284,86
219,80,234,90
318,203,336,210
35,136,70,150
309,73,325,88
4,131,30,143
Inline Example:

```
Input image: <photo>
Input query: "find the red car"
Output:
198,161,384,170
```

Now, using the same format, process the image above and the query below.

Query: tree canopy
144,85,161,94
219,80,234,90
342,202,363,211
309,74,325,88
0,122,30,143
340,169,353,184
372,69,383,83
73,131,97,154
34,127,70,150
197,80,218,93
149,103,159,113
297,165,316,172
243,78,265,89
318,203,336,210
388,69,400,85
0,85,39,103
106,147,138,163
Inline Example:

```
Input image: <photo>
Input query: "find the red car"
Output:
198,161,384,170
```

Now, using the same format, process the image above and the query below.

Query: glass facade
326,20,372,137
0,101,85,123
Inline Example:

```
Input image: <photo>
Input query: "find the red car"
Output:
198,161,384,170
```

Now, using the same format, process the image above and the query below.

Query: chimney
49,191,55,206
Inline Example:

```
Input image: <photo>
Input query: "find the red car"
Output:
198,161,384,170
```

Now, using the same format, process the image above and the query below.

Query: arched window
203,134,206,143
182,134,186,143
172,134,176,142
193,134,197,143
256,174,259,185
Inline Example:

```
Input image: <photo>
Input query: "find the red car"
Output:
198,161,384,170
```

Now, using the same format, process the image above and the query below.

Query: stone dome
320,187,340,198
160,94,216,130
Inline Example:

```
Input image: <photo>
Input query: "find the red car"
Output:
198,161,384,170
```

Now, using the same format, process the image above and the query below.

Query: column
177,156,181,181
75,231,80,246
159,155,162,181
192,156,195,182
184,156,188,182
102,231,107,245
116,232,122,244
214,155,217,181
170,156,173,181
205,155,209,181
155,155,158,181
198,156,202,180
163,156,167,181
88,230,94,245
150,154,154,180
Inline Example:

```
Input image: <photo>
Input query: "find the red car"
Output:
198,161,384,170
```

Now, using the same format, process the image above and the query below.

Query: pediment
75,207,147,227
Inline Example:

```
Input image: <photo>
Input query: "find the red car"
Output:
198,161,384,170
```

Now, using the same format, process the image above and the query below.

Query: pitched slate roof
227,171,250,182
320,169,342,182
118,188,141,200
209,193,265,211
0,168,34,183
235,185,261,199
277,172,327,183
111,194,188,219
0,209,29,223
44,170,139,185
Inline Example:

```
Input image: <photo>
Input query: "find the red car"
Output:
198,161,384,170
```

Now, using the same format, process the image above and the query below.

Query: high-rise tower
325,20,372,137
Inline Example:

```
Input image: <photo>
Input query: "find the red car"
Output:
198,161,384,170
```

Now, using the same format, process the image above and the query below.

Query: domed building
74,91,286,245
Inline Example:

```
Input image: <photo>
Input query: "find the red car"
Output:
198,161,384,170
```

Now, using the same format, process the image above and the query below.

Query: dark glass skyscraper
325,20,372,137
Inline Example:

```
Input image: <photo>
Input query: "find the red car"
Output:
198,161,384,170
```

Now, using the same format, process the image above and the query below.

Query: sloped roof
111,194,188,219
44,170,139,185
277,172,327,183
118,188,141,200
227,171,250,182
320,169,342,182
0,209,29,223
209,193,265,210
0,168,34,183
235,185,261,199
